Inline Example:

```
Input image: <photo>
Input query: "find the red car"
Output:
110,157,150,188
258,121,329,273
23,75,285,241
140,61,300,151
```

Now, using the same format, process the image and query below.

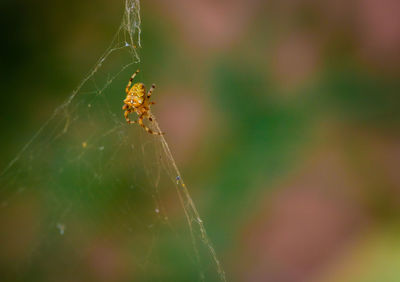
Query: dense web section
0,1,226,281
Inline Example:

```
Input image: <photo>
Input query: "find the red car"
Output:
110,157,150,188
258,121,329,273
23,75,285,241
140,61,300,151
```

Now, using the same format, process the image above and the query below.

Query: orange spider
122,70,164,135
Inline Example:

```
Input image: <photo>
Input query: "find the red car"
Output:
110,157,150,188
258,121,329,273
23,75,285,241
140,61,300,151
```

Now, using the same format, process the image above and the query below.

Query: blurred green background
1,0,400,281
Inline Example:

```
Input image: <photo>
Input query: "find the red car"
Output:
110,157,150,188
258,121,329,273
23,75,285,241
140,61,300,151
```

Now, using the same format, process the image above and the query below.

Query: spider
122,70,164,135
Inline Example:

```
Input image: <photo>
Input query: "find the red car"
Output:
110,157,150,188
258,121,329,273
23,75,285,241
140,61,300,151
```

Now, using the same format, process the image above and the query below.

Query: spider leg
147,84,156,98
125,69,140,94
122,104,129,110
138,114,164,135
124,109,137,124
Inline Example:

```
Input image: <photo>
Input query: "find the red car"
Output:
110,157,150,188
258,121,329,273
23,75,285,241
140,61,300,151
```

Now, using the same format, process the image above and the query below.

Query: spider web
0,1,226,281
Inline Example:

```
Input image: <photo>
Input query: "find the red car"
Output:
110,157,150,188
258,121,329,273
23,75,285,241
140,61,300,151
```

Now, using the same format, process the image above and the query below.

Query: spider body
122,70,163,135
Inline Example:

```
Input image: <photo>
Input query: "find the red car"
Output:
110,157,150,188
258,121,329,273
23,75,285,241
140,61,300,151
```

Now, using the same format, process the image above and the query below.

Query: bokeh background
1,0,400,281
